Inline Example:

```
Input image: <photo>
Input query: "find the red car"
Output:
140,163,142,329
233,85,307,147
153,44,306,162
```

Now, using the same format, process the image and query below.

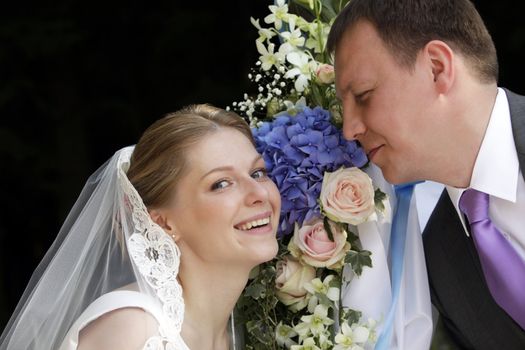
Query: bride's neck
179,259,250,350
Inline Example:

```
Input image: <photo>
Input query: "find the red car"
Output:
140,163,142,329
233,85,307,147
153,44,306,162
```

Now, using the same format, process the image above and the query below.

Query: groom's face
334,20,438,184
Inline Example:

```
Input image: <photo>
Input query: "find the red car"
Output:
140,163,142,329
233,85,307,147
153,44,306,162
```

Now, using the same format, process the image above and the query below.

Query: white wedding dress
59,290,189,350
58,290,190,350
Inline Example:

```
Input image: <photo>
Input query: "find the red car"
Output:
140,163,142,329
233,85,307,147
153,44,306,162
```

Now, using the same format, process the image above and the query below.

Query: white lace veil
0,146,186,350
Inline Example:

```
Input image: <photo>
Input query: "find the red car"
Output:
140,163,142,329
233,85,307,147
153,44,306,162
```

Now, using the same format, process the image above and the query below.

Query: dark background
0,0,524,331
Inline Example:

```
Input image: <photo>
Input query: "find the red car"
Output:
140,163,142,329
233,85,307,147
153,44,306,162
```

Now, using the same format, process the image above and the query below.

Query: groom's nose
342,108,366,141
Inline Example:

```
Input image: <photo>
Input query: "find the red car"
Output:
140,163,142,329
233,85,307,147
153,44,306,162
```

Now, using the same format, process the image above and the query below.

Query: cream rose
320,167,376,225
316,64,335,84
289,219,350,270
275,256,316,312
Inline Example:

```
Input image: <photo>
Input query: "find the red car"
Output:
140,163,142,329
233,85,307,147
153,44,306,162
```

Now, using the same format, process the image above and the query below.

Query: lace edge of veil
117,147,186,349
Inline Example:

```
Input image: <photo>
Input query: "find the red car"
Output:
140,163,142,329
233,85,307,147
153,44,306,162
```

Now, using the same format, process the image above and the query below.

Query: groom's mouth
367,145,384,161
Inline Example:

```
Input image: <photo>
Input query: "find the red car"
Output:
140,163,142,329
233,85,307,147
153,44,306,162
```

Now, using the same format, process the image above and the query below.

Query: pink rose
316,64,335,84
289,219,350,270
275,256,316,312
320,167,376,225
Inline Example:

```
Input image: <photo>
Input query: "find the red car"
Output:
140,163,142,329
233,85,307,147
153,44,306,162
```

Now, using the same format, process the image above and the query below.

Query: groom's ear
424,40,455,94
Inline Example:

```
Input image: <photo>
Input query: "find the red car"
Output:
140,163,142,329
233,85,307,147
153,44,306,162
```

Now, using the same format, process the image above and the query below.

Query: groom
327,0,525,348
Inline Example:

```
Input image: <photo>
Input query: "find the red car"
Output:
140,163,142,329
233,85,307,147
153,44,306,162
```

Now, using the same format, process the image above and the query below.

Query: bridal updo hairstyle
327,0,498,84
126,104,254,208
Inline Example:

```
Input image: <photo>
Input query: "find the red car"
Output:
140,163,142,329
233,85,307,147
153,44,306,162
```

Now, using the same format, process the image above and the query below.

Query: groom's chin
377,165,415,185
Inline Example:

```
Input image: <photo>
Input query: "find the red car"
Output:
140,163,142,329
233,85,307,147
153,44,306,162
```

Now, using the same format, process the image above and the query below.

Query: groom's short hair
327,0,498,84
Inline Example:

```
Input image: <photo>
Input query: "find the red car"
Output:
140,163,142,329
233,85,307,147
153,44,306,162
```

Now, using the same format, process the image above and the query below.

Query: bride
0,104,281,350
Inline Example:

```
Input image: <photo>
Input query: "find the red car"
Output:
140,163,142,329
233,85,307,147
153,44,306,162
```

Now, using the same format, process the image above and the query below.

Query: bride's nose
244,179,269,206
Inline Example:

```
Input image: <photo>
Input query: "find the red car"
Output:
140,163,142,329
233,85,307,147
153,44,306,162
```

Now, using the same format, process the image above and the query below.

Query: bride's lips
234,211,273,235
367,145,384,162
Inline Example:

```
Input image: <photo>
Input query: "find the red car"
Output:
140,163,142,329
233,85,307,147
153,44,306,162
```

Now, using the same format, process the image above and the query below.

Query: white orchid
296,304,334,337
333,322,371,350
274,96,308,117
318,332,334,350
275,322,298,348
280,17,306,53
305,275,340,313
264,0,289,30
305,22,331,54
284,51,318,92
256,41,286,71
291,337,322,350
250,17,276,42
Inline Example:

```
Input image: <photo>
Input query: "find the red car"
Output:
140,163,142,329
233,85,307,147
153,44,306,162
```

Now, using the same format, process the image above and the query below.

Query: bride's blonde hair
127,104,254,209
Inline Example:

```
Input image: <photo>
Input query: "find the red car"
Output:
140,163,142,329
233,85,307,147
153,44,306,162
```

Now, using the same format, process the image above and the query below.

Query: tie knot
459,188,489,224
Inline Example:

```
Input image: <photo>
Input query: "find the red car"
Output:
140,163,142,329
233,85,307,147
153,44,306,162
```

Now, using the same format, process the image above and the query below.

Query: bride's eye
211,179,231,191
251,168,268,180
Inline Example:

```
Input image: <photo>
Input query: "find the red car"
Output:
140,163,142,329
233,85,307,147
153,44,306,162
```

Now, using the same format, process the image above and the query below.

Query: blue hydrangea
253,107,368,236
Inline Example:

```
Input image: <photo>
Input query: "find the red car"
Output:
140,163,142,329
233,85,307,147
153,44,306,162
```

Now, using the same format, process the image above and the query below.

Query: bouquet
231,1,391,349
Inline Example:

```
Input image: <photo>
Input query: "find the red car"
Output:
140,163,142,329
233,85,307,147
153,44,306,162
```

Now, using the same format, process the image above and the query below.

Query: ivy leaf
346,229,360,249
345,249,372,276
245,283,267,300
342,308,362,325
246,320,274,345
374,188,387,211
328,275,341,288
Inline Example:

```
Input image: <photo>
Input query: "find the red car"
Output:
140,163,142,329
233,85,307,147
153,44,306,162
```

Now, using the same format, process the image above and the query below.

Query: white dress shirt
415,181,444,232
446,88,525,260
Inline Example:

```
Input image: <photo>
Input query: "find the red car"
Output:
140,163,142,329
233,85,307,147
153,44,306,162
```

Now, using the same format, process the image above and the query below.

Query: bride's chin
249,239,279,265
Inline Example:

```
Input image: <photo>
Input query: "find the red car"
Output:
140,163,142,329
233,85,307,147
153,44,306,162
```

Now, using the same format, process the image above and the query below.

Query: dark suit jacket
423,89,525,349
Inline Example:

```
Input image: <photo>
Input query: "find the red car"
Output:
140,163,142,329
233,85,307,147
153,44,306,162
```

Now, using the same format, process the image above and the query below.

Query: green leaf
342,308,362,325
328,275,341,288
317,292,335,307
246,320,274,345
245,283,267,300
346,229,360,248
374,188,387,211
344,249,372,276
320,0,338,21
323,216,335,242
310,81,326,108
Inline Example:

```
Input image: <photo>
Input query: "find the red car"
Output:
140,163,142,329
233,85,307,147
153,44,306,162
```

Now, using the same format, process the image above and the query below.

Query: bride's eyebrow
252,154,264,165
200,154,265,180
200,166,234,180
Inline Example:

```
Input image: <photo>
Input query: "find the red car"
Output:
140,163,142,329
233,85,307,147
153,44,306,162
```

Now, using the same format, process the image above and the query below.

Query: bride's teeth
237,217,270,230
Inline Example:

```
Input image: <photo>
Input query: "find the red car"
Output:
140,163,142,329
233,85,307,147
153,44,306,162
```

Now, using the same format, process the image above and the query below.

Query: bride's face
164,127,280,267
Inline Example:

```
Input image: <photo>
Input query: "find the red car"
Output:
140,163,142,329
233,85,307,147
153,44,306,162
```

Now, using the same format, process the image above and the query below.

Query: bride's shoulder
63,290,164,350
77,306,158,350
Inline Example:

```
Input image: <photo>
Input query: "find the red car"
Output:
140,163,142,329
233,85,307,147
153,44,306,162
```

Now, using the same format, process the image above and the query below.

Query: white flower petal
352,326,370,344
327,287,340,301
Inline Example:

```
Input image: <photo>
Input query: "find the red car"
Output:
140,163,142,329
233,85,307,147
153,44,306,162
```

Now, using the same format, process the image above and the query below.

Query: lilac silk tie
459,189,525,329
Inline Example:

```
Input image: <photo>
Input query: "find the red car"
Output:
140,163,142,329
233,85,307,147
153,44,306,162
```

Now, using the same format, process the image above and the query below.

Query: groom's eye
355,90,372,104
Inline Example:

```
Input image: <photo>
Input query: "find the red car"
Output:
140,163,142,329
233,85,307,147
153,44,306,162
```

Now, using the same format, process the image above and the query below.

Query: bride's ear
424,40,455,94
148,209,180,241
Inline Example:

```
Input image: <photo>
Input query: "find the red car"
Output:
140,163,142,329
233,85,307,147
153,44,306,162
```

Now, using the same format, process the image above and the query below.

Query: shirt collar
447,88,520,234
